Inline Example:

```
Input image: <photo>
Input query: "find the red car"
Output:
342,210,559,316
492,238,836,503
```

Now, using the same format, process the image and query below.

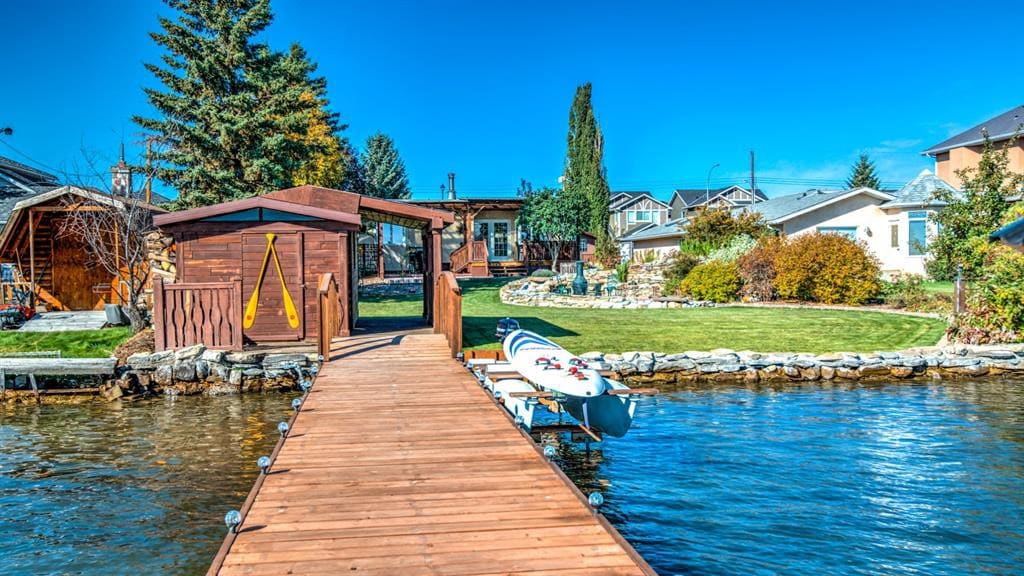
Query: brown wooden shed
152,186,454,351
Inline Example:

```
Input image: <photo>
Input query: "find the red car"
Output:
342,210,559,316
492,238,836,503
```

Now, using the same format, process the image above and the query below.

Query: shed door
242,232,303,341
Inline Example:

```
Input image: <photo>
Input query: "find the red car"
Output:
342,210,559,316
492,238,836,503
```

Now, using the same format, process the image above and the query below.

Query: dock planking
210,328,655,576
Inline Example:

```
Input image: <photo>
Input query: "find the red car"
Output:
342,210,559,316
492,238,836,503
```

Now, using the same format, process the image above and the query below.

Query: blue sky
1,0,1020,200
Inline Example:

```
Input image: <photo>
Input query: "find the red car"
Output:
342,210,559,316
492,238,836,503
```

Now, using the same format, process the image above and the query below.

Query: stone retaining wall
113,345,319,398
579,345,1024,385
500,278,712,309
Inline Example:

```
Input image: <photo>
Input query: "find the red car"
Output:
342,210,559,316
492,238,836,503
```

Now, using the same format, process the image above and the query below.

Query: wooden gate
152,277,243,351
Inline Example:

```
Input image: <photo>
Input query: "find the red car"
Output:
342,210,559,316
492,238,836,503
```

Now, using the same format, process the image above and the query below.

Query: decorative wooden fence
317,272,342,359
433,271,462,358
152,277,243,351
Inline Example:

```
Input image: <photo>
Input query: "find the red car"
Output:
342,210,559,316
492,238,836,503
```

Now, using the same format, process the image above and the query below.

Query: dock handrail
317,272,342,360
433,271,462,358
152,277,244,352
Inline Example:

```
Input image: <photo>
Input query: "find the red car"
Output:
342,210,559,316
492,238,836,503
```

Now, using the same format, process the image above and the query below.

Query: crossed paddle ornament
243,233,300,330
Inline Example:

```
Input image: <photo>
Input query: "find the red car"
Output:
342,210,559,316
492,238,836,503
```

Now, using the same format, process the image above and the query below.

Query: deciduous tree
517,184,589,271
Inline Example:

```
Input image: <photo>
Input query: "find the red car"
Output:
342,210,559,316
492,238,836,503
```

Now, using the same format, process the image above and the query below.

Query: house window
817,226,857,240
578,236,588,252
890,223,899,248
908,211,929,256
635,210,651,222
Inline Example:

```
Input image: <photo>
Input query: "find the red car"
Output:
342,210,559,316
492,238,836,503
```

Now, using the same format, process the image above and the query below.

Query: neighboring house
747,170,958,276
923,105,1024,189
408,196,526,276
0,155,61,225
669,185,766,219
609,191,670,238
618,217,689,262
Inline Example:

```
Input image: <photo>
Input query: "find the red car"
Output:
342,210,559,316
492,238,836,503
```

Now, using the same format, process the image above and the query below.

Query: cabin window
203,208,261,222
908,211,929,256
201,207,320,223
817,226,857,240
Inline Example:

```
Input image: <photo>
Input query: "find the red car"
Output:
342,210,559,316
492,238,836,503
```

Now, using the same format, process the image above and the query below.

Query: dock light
277,421,290,437
291,397,302,411
493,390,502,399
514,414,525,427
300,379,312,392
309,365,319,375
456,351,464,363
224,509,242,533
588,492,604,509
543,445,556,459
257,456,271,474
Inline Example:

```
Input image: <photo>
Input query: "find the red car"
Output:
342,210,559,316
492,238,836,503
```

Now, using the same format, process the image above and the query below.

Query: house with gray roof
746,170,959,276
669,185,766,220
0,155,61,225
923,105,1023,189
619,171,962,274
608,190,671,239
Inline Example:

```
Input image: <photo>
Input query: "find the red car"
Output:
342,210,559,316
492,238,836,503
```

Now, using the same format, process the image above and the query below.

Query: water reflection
0,394,290,575
549,377,1024,575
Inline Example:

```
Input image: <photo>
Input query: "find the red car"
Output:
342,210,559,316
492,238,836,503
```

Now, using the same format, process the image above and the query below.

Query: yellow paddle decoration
243,233,300,330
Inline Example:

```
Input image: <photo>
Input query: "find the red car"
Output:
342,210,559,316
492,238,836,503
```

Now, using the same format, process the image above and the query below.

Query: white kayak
503,329,638,437
503,330,609,397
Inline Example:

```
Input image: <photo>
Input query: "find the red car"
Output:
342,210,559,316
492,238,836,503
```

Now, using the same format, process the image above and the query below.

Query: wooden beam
28,208,34,309
0,357,117,376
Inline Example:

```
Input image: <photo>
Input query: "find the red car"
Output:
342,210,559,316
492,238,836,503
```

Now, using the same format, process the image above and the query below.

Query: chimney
447,172,456,200
111,142,132,196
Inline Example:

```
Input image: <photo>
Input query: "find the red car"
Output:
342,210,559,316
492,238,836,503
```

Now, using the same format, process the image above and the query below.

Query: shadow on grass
463,316,577,349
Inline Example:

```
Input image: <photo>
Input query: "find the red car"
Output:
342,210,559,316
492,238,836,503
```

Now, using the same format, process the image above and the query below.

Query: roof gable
923,105,1024,155
672,185,766,208
748,187,893,224
609,191,669,211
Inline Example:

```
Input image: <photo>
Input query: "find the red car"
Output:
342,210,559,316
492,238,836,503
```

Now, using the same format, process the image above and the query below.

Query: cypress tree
846,154,882,189
564,83,613,259
361,132,410,199
135,0,337,207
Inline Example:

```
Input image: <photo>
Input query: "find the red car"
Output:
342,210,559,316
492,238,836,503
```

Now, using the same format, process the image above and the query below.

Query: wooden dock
209,328,655,575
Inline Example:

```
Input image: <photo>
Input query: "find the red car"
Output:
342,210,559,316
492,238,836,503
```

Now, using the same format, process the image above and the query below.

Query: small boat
500,329,644,438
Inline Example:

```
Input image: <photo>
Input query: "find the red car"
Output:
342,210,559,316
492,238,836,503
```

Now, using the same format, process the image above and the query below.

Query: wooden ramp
211,329,655,576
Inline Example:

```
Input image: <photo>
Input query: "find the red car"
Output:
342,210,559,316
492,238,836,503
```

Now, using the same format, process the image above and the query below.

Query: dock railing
152,277,244,351
317,272,343,359
433,271,462,358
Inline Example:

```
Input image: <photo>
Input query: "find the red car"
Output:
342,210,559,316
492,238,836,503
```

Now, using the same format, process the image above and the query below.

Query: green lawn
921,280,955,295
359,279,948,354
0,327,132,358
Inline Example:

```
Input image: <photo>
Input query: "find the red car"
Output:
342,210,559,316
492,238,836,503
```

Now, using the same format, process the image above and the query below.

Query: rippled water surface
553,379,1024,575
0,394,291,575
3,381,1023,576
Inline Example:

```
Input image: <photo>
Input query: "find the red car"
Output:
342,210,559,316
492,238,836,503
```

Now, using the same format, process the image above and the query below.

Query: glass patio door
474,220,511,261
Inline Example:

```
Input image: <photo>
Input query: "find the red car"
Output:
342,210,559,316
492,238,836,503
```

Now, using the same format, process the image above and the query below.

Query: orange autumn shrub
772,232,881,305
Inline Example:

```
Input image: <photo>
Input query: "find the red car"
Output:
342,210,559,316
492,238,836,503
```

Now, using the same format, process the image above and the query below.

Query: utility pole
748,150,756,211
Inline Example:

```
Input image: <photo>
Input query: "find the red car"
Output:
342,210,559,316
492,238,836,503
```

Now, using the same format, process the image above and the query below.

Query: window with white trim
908,211,930,256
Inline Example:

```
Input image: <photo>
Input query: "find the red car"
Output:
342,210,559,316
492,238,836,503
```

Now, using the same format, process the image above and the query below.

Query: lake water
550,379,1024,575
0,394,292,575
2,380,1023,575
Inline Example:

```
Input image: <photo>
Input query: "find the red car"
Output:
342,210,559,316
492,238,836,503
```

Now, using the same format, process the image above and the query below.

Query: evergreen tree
135,0,338,207
846,154,882,189
341,143,367,194
564,83,614,260
361,132,410,199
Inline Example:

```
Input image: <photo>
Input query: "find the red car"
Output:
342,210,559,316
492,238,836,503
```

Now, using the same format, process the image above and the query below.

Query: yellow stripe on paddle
268,236,300,329
243,233,275,329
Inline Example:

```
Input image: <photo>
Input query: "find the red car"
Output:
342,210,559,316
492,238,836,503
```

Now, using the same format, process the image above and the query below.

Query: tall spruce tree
362,132,410,199
564,83,614,260
846,154,882,189
135,0,337,207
